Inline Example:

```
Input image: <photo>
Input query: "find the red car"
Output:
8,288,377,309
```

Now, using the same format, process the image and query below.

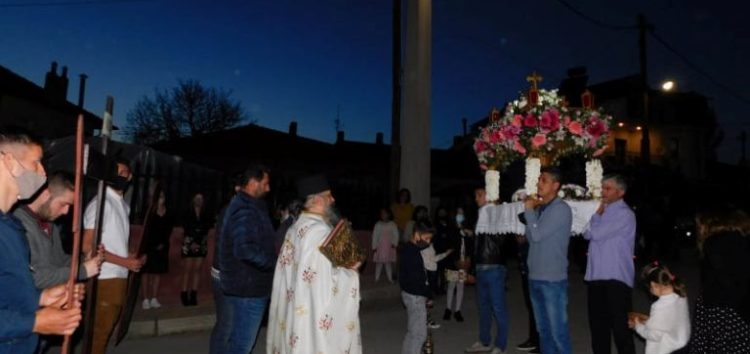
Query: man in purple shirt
584,174,636,354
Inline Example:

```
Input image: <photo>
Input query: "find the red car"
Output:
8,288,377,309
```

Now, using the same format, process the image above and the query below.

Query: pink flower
531,133,547,147
586,118,606,138
513,140,527,154
540,109,560,132
568,121,583,135
512,114,523,127
474,140,487,153
523,114,537,127
501,126,518,140
563,116,571,126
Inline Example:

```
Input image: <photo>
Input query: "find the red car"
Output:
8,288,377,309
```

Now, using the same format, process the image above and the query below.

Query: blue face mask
455,214,465,225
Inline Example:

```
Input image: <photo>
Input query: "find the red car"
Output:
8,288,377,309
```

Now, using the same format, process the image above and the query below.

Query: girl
180,192,212,306
444,207,471,322
141,183,174,309
372,208,399,283
629,262,690,354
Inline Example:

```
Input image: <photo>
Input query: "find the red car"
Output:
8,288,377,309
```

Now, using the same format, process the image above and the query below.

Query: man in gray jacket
14,171,102,289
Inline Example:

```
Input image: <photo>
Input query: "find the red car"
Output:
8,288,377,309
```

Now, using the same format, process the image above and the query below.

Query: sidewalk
127,272,402,339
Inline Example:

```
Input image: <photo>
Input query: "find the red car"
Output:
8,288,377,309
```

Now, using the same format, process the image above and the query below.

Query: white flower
525,158,541,196
485,170,501,202
586,159,603,199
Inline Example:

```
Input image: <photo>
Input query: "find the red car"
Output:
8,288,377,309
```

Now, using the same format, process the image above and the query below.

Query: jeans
476,265,509,351
530,279,572,354
224,295,269,354
401,292,427,354
209,273,233,354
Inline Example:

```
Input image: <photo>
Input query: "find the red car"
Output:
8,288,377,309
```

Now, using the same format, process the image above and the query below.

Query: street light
661,80,676,92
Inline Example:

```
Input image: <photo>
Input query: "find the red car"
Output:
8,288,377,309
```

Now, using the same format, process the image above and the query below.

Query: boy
400,221,435,354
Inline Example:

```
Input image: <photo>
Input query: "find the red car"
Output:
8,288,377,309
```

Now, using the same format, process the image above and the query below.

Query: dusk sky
1,0,747,162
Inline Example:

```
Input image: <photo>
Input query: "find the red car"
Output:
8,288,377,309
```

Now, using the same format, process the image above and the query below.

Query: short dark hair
47,171,74,197
412,220,435,236
0,127,43,148
397,188,411,203
541,166,563,184
239,164,270,186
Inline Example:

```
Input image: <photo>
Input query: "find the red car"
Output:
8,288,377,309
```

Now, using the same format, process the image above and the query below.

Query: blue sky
1,0,747,162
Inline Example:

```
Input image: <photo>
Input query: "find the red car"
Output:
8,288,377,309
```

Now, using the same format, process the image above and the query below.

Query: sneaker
454,311,464,322
489,347,505,354
529,346,540,354
465,341,492,353
150,298,162,309
141,299,151,310
427,320,441,329
516,339,538,351
443,309,452,320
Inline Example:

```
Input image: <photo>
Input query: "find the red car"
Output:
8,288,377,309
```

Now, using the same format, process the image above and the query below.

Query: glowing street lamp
661,80,676,92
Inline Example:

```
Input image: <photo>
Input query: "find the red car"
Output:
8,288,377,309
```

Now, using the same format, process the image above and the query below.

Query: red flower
531,133,547,147
540,109,560,132
586,117,607,138
474,140,487,153
513,140,527,154
568,121,583,135
512,114,523,127
523,114,537,127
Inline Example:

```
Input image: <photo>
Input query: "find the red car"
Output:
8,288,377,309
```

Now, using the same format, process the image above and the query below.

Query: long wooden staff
61,114,85,354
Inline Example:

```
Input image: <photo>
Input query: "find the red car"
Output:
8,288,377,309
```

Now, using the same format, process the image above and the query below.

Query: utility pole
390,0,402,204
638,13,653,164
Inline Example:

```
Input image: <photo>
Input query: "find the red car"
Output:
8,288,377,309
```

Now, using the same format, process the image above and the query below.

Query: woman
141,183,174,309
391,188,414,240
180,192,212,306
690,210,750,353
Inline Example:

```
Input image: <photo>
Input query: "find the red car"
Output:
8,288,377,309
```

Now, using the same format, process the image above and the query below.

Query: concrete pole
400,0,432,208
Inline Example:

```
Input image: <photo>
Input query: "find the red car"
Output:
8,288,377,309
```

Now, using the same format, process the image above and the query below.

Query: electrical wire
551,0,637,31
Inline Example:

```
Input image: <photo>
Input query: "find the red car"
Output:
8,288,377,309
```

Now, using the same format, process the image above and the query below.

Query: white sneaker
465,341,492,353
142,299,151,310
427,320,441,329
150,298,162,309
490,347,505,354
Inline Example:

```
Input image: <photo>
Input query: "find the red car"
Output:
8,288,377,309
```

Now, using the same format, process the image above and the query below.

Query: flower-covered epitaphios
474,89,612,171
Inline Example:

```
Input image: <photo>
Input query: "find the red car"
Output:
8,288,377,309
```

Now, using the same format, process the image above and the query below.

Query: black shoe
516,339,538,351
453,311,464,322
180,291,189,306
443,309,451,320
188,290,198,306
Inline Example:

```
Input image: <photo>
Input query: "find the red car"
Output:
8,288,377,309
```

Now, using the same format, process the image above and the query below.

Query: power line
650,31,750,106
0,0,150,8
551,0,638,31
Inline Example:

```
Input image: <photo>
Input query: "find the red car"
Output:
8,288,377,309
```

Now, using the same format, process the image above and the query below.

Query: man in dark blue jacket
218,164,276,354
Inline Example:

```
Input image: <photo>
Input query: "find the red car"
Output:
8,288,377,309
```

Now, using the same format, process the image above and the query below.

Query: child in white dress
372,208,399,282
629,262,690,354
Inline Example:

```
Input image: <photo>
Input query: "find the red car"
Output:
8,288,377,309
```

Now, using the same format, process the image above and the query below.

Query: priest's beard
325,205,342,226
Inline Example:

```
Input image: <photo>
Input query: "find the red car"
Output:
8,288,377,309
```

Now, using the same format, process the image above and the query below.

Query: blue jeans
209,274,233,354
224,294,269,354
476,265,509,351
529,279,572,354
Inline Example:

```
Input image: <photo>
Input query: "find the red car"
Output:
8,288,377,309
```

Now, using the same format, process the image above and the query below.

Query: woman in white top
372,208,399,282
629,262,690,354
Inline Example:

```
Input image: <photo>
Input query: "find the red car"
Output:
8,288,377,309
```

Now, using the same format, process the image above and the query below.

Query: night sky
1,0,747,163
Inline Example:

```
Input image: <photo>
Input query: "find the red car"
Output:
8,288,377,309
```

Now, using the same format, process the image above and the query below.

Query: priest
267,174,362,354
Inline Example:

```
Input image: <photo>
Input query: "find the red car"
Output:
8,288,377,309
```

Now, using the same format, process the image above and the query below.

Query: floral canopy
474,73,611,172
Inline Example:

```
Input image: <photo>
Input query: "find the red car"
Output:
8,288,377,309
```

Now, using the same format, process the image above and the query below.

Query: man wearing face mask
82,157,146,354
0,130,85,353
267,174,362,354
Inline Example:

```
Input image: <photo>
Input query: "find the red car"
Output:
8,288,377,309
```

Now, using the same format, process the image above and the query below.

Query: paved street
54,249,700,354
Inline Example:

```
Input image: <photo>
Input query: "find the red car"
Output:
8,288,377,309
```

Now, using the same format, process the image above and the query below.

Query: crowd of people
1,126,748,354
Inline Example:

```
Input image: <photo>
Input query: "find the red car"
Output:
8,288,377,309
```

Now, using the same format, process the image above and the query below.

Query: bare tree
126,79,246,144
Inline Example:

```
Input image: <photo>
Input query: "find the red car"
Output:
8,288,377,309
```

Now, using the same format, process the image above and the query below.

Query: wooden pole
60,114,85,354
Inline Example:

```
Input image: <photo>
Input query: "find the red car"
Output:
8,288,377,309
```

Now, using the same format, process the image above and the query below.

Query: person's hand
125,254,147,272
524,195,542,210
426,299,434,308
40,283,85,309
33,306,82,335
515,235,527,244
446,249,454,255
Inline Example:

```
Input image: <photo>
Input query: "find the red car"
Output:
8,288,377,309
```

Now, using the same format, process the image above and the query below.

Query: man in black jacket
466,187,509,354
218,164,276,354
